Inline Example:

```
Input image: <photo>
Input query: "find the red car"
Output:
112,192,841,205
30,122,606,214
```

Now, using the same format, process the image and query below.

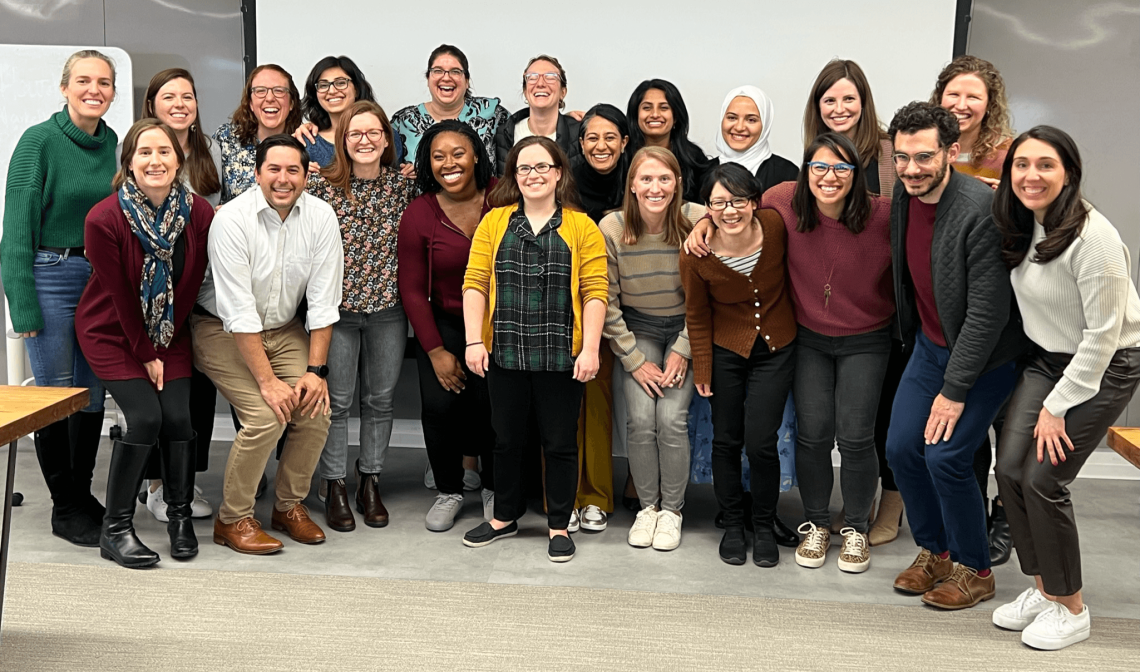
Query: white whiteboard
258,0,958,165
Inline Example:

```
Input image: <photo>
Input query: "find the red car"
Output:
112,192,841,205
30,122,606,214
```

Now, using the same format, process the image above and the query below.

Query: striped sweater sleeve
601,224,645,372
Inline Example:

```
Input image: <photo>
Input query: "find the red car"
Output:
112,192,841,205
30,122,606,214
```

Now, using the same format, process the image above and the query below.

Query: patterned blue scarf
117,177,192,348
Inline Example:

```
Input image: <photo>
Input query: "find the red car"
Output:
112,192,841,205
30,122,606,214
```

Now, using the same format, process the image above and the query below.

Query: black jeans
874,339,910,492
102,377,193,445
709,340,795,529
486,361,583,530
415,308,495,495
793,327,890,533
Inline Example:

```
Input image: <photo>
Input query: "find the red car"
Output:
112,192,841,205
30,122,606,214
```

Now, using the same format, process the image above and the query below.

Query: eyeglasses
316,77,352,93
892,148,944,168
251,86,290,99
707,197,751,211
429,67,466,79
524,72,562,84
516,163,555,176
806,161,855,177
346,129,384,143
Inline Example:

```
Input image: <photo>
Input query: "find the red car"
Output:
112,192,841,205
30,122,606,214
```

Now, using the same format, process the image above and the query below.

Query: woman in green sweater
0,50,120,547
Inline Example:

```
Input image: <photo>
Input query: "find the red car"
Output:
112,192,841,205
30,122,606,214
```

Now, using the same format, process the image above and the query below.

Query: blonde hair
61,49,116,90
620,147,691,247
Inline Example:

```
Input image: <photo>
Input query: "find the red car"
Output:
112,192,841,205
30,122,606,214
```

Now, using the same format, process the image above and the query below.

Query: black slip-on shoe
462,521,518,548
548,534,576,562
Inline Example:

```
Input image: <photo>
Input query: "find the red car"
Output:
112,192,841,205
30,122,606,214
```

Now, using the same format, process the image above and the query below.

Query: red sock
977,569,992,578
938,551,950,559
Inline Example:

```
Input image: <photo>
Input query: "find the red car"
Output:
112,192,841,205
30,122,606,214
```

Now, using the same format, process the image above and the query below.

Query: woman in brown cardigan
680,162,796,568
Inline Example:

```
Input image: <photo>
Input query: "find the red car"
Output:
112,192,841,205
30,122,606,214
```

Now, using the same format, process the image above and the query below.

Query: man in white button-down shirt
192,135,344,554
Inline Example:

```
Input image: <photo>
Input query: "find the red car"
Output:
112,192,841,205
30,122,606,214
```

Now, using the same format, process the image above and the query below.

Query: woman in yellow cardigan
461,136,607,563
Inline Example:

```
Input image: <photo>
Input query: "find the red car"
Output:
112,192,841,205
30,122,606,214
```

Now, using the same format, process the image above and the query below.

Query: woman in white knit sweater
990,126,1140,651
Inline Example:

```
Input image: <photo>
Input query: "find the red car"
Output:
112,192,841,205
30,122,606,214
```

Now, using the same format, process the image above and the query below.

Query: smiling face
940,73,989,138
430,131,477,196
807,146,854,213
894,128,957,199
580,116,627,174
638,88,673,143
249,69,292,134
1011,138,1067,221
721,96,762,152
707,182,756,236
515,143,561,204
631,157,677,219
345,112,387,170
152,77,197,133
256,145,306,214
317,66,356,116
61,57,114,125
130,127,180,196
819,78,862,137
524,59,565,111
428,53,469,107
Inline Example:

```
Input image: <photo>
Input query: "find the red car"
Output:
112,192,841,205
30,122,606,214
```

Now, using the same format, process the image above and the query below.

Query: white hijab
714,86,774,175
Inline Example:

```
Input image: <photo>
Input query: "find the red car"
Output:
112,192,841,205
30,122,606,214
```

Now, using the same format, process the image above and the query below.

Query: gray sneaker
481,488,495,521
425,493,464,531
463,469,482,491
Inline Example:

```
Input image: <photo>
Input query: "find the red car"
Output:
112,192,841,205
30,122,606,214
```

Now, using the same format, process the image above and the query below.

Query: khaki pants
191,314,331,524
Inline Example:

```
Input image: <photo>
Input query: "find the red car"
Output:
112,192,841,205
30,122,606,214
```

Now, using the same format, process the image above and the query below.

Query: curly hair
413,119,494,195
230,64,303,146
887,101,960,149
930,55,1014,168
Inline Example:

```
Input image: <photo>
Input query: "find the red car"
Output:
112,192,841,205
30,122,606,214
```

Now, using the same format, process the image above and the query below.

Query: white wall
258,0,959,163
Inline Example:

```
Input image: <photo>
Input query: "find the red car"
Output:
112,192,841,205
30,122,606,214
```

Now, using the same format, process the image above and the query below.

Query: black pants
102,377,193,445
873,339,909,492
710,340,795,529
184,366,216,473
996,346,1140,596
415,309,495,495
486,361,583,530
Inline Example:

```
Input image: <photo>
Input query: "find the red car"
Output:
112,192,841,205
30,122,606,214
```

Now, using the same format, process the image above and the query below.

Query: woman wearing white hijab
714,85,799,196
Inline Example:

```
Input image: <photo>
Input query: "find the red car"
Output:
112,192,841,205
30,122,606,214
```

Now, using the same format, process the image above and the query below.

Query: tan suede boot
869,489,904,546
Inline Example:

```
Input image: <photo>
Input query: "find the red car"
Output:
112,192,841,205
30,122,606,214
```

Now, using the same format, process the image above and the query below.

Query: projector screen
258,0,959,165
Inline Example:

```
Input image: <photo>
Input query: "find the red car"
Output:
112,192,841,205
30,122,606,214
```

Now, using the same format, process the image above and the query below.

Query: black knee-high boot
100,440,160,568
161,435,199,559
35,418,100,546
70,409,107,522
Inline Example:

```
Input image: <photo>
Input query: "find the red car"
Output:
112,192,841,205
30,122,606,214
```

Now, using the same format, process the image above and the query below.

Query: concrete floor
2,436,1138,620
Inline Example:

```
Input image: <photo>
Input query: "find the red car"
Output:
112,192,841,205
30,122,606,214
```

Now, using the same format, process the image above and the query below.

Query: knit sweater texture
955,138,1011,181
600,202,707,372
1,109,118,332
762,181,893,336
1011,206,1140,416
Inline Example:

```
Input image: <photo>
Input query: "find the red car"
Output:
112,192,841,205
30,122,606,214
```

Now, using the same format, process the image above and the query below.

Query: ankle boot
70,410,107,523
988,498,1013,566
160,435,199,559
100,440,160,568
35,419,100,546
869,489,905,546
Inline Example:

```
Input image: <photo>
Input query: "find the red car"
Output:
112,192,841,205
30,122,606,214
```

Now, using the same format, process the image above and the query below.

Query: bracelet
465,342,483,348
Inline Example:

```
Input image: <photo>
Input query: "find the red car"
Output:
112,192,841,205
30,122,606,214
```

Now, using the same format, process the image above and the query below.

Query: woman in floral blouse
307,100,418,532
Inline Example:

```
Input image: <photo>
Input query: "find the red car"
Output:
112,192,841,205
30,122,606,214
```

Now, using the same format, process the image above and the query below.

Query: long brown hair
230,64,303,146
489,136,581,210
145,68,220,197
113,118,184,191
802,59,887,170
994,126,1089,268
620,147,691,247
323,101,396,201
930,55,1014,168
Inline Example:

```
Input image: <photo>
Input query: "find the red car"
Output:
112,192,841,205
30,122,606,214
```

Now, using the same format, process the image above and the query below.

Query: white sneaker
795,521,831,568
652,510,682,551
463,469,482,491
481,488,495,522
190,486,213,518
993,587,1051,631
568,508,580,533
628,506,657,548
1021,601,1091,650
425,493,464,532
145,485,212,522
836,527,870,573
580,504,608,532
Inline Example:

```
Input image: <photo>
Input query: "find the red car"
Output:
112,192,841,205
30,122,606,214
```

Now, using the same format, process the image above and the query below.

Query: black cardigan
493,108,581,176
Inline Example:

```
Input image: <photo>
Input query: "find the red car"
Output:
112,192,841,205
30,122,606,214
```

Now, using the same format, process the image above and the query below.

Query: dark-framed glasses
707,197,751,211
429,67,465,79
250,86,289,99
346,129,384,143
516,162,554,176
316,77,352,93
892,148,944,168
806,161,855,177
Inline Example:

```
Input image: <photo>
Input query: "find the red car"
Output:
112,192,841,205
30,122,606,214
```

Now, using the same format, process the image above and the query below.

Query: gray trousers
617,310,693,512
996,346,1140,596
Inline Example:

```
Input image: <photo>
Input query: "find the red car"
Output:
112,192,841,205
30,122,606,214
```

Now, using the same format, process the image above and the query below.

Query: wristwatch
306,364,329,379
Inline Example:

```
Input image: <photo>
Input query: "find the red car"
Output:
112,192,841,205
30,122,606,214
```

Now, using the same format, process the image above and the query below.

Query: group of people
3,44,1135,653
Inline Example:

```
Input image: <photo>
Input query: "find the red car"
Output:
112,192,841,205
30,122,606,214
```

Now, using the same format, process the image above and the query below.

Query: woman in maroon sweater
76,119,213,568
397,120,498,530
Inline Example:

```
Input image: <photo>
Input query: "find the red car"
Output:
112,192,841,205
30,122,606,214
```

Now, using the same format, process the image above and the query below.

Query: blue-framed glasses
806,161,855,177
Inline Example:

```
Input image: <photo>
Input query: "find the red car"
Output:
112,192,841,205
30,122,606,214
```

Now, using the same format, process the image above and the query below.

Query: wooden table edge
1106,427,1140,470
0,387,90,446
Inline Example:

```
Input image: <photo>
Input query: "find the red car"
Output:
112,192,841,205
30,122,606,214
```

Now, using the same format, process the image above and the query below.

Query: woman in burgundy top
76,119,213,568
398,120,498,530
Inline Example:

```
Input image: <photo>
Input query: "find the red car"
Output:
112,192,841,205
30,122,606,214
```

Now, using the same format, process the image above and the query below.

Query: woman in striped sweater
600,147,705,550
990,126,1140,651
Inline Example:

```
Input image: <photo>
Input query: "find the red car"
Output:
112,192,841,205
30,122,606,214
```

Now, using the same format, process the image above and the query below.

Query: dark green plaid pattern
492,207,574,372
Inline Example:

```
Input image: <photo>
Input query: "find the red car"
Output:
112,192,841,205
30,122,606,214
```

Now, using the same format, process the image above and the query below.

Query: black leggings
103,377,193,446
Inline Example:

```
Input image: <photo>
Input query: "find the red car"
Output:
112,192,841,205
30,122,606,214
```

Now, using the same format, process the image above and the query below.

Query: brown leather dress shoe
271,504,326,544
893,548,954,594
213,516,283,555
921,564,996,610
356,460,389,528
324,479,356,532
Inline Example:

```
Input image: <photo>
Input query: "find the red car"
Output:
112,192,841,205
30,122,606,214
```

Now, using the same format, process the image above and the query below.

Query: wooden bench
1106,427,1140,470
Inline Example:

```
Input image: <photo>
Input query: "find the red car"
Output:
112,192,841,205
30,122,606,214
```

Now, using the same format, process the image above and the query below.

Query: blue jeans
24,249,103,411
886,331,1017,570
319,306,407,479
